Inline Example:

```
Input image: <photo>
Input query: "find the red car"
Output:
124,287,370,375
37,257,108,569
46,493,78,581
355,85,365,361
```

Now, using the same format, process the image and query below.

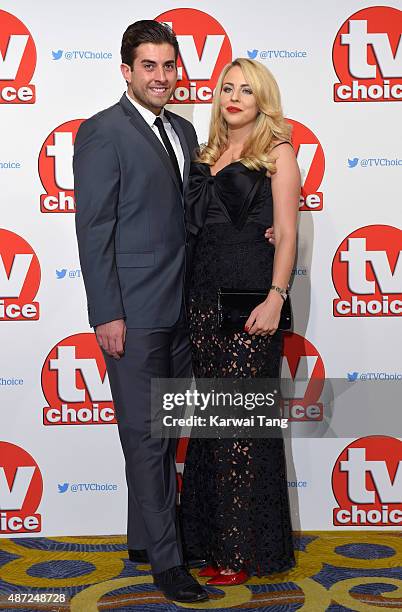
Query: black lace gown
180,161,295,575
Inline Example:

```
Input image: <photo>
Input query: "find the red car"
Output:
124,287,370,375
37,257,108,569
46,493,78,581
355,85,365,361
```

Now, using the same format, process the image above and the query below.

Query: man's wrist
94,316,125,329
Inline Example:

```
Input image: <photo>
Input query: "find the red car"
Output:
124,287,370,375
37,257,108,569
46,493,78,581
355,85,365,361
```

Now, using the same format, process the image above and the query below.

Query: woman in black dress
180,58,300,585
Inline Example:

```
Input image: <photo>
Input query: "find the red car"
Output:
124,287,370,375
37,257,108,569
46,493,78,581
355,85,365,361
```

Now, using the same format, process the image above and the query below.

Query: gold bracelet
270,284,288,301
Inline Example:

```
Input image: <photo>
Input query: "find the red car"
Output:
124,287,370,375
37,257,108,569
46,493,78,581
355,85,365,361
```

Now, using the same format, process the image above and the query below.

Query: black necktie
154,116,183,191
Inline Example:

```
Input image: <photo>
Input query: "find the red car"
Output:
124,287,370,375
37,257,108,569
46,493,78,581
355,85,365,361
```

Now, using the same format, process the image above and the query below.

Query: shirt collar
125,92,166,127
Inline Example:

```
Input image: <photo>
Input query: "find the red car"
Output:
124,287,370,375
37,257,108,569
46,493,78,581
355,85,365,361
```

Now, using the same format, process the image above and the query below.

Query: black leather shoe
153,565,208,603
128,548,149,563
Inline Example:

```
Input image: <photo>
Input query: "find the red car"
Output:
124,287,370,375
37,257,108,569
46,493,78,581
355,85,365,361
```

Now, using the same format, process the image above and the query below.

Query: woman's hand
264,225,275,244
244,291,284,336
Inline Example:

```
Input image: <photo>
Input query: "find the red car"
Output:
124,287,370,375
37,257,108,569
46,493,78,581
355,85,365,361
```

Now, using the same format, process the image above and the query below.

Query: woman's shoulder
268,141,297,171
269,140,293,153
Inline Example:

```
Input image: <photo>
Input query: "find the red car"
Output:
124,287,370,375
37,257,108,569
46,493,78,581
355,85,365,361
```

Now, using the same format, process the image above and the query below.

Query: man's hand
95,319,126,359
265,226,275,244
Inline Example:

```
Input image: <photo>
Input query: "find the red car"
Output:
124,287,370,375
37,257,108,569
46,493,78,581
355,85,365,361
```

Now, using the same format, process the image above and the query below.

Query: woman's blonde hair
197,58,291,174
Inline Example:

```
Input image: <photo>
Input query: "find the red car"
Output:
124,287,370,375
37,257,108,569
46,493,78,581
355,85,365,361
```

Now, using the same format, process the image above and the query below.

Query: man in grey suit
73,20,207,603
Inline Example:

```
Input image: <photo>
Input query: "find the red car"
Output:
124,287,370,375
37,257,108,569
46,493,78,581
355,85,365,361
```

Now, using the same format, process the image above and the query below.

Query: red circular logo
281,332,325,421
333,6,402,102
39,119,85,213
155,8,232,104
288,118,325,211
0,441,42,513
332,224,402,317
42,333,116,426
0,229,40,321
0,10,36,104
332,436,402,526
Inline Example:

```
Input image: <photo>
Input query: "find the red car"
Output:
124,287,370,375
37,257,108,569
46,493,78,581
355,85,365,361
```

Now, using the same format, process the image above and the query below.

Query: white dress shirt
125,92,184,178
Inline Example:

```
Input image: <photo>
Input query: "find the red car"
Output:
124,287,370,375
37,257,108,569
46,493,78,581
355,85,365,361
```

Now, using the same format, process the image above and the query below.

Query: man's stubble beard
130,83,173,113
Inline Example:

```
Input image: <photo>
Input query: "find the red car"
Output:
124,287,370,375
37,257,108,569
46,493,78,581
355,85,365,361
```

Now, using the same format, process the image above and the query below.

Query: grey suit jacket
74,94,199,328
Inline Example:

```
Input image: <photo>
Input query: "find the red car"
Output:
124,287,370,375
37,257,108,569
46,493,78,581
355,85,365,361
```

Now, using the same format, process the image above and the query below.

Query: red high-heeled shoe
206,569,249,586
198,565,221,577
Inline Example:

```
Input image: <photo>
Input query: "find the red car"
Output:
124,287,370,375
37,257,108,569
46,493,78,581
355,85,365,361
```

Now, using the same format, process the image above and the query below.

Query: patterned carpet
0,532,401,611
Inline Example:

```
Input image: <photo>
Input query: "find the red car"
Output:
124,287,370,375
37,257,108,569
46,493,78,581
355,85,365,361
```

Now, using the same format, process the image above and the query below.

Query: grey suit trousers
104,306,192,573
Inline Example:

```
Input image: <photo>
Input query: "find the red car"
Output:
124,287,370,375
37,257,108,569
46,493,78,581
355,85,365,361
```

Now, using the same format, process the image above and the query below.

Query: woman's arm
245,143,300,336
270,142,300,291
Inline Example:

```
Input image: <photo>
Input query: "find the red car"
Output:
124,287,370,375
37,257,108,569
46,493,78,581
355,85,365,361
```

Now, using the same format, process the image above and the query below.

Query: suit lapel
119,94,182,193
165,109,191,191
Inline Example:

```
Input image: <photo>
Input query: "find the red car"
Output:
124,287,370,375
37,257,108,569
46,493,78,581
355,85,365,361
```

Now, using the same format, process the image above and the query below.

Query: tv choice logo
0,10,36,104
0,442,42,533
287,119,325,212
42,333,116,426
0,160,21,169
348,371,402,381
281,332,325,422
348,156,402,168
56,268,81,280
332,225,402,317
291,266,308,277
39,119,85,213
333,6,402,102
288,480,308,488
58,482,118,493
155,8,232,104
249,49,308,61
0,229,40,321
0,376,24,386
333,436,402,526
51,50,112,61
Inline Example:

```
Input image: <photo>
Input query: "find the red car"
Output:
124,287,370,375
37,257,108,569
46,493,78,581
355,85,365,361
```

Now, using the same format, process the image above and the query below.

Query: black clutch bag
217,288,292,332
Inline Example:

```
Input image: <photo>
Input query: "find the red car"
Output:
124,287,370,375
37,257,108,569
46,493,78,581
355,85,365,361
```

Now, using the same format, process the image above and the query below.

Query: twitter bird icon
58,483,69,493
347,372,359,382
52,50,63,60
247,49,258,59
348,158,359,168
56,269,67,279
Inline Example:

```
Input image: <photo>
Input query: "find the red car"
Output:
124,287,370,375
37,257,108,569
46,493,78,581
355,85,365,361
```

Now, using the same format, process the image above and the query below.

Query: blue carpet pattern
0,532,401,610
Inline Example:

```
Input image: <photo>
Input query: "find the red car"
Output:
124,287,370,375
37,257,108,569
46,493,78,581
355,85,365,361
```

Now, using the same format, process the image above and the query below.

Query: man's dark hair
121,20,179,67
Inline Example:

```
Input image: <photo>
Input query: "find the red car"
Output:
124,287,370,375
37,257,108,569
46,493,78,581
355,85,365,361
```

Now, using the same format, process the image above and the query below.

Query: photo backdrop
0,0,401,538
